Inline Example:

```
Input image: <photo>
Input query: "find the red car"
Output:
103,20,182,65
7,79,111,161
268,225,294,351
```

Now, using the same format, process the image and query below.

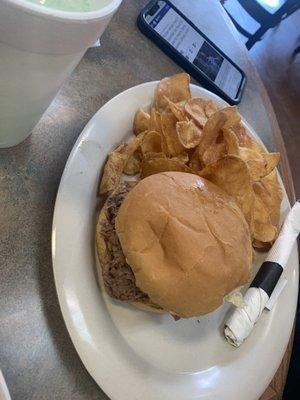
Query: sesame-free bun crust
130,301,165,314
116,172,252,318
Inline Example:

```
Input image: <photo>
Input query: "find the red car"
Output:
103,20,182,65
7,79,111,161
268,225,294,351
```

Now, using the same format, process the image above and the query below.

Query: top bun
116,172,252,317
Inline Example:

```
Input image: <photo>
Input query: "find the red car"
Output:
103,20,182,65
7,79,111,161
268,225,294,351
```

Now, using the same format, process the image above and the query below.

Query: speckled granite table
0,1,295,399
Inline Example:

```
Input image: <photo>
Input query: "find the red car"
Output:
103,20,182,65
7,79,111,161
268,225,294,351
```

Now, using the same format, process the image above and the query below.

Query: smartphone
137,0,246,105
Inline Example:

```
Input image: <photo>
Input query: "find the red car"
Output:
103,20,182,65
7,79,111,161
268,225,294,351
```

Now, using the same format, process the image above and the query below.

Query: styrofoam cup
0,0,122,148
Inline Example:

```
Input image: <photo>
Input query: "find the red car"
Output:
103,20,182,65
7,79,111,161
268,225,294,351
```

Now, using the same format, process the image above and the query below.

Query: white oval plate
52,82,298,400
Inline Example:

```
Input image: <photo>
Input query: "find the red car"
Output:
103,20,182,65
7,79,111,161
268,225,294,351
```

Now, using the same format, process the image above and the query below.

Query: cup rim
2,0,123,21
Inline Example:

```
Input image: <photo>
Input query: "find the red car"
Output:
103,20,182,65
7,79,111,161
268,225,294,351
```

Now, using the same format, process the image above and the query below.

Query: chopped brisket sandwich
96,172,252,318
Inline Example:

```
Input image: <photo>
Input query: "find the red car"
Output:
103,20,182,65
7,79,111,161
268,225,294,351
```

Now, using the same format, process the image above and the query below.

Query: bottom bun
130,301,165,314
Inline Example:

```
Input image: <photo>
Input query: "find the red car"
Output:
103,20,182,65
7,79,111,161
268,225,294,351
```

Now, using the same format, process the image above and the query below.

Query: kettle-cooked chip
202,142,227,165
205,100,218,118
141,131,165,155
188,146,203,172
133,108,150,136
239,147,265,181
223,127,240,156
201,126,239,166
239,147,280,181
99,144,126,194
143,151,167,159
199,155,254,226
149,108,162,134
232,122,264,153
161,111,186,156
164,96,186,121
176,119,203,149
141,157,192,178
184,98,208,128
154,73,191,112
172,152,189,164
99,133,145,194
124,153,141,176
253,170,282,231
185,98,217,128
262,152,280,177
198,106,240,156
252,193,277,243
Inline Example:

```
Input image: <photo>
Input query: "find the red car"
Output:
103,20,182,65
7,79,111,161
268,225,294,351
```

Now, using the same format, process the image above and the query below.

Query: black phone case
137,0,246,105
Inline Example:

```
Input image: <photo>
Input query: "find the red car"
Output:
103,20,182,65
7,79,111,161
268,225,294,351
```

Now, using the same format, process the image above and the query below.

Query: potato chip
124,133,146,157
176,100,187,110
199,155,254,225
135,146,143,159
253,170,282,231
262,152,280,176
239,147,264,181
172,152,189,164
184,98,208,128
141,151,188,164
99,133,145,194
252,239,269,249
149,108,162,133
251,165,281,246
232,122,264,154
188,147,203,172
176,119,203,149
161,111,186,156
205,100,218,118
133,108,150,136
163,96,186,121
223,107,241,128
141,131,164,155
252,193,277,243
253,238,280,249
99,144,126,194
141,157,192,179
198,106,240,156
143,151,167,159
239,147,280,181
185,98,217,126
201,126,238,166
202,142,227,165
123,154,141,175
223,127,239,156
239,146,262,162
154,73,191,112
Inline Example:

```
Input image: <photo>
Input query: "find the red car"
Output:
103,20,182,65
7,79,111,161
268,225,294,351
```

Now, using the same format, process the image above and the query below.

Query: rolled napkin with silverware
224,200,300,347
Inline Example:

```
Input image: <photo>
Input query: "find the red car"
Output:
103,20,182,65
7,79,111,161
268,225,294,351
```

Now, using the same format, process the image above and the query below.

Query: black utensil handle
250,261,283,297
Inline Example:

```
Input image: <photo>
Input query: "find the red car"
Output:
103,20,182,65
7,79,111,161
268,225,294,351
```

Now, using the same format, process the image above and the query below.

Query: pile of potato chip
99,73,282,249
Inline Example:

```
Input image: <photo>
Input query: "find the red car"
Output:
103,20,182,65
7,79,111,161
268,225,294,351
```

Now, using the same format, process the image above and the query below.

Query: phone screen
145,1,243,99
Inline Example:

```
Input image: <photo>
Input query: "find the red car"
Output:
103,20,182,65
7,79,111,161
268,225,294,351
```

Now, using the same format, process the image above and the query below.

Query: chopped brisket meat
100,182,149,302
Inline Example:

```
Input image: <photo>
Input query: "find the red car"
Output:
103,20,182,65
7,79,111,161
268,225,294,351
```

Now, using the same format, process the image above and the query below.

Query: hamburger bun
116,172,252,317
